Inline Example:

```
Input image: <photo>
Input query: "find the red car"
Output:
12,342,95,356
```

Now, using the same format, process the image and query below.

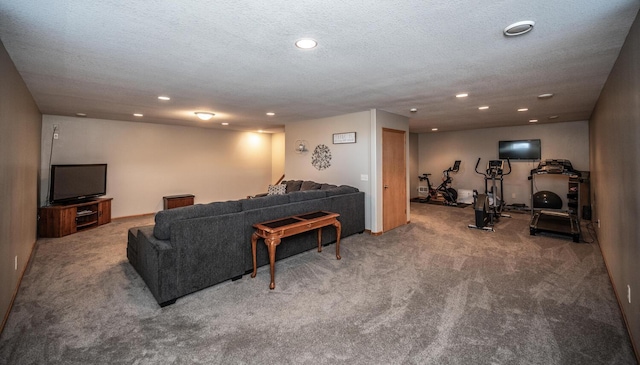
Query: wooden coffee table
251,211,341,289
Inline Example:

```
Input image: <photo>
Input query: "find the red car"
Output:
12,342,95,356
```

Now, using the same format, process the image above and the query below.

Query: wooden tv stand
38,198,112,238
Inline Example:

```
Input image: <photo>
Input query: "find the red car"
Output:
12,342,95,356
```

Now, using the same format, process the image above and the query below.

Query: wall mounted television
498,139,541,160
49,164,107,204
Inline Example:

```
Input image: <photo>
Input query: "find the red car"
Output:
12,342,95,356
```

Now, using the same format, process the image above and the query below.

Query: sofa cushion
325,185,359,196
267,184,287,195
300,180,322,191
241,194,290,211
288,190,327,202
320,183,338,190
284,180,303,193
154,201,242,240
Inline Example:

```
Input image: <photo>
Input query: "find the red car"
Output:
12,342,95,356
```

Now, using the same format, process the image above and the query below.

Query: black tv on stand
49,164,107,204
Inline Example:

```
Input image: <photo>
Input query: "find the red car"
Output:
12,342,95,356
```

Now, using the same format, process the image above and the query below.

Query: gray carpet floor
0,203,636,364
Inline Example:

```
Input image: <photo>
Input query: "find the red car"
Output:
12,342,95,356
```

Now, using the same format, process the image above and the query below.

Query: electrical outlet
628,285,631,304
53,124,58,130
14,255,17,271
53,133,59,139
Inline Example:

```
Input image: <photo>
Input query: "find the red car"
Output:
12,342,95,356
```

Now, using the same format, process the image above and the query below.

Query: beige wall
271,132,285,183
285,110,372,229
418,121,589,209
40,115,273,217
284,109,410,233
0,40,41,331
590,11,640,353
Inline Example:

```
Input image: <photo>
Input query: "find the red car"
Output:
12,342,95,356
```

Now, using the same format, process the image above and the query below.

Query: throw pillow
267,184,286,195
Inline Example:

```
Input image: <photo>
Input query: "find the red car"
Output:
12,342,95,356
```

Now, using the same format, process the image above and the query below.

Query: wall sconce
294,140,308,154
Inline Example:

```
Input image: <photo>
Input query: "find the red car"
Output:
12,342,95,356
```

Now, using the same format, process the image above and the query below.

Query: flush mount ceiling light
517,108,529,112
221,122,229,126
504,20,535,37
266,112,275,116
431,128,438,131
410,108,418,113
295,38,317,49
75,113,87,117
158,96,170,101
478,106,489,110
195,112,215,120
529,119,538,123
133,113,143,117
537,93,554,99
456,93,468,98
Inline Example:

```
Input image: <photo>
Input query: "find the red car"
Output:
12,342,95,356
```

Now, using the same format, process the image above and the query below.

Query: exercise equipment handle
474,158,485,176
504,158,512,176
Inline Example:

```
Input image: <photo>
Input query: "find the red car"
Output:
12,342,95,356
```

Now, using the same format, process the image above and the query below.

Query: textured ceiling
1,1,638,133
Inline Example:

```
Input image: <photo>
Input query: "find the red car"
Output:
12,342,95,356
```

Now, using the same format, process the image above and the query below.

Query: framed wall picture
333,132,356,144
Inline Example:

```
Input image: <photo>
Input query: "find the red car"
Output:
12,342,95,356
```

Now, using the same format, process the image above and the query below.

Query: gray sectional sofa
127,181,365,306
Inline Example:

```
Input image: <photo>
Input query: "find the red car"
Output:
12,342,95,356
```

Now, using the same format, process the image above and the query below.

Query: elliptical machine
468,158,511,231
418,160,461,206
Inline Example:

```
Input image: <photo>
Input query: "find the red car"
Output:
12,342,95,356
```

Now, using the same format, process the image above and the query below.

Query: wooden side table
251,211,341,289
163,194,195,210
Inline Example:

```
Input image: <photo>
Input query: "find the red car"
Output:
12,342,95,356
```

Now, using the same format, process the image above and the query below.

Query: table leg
265,236,281,289
334,220,342,260
250,232,259,278
317,227,322,252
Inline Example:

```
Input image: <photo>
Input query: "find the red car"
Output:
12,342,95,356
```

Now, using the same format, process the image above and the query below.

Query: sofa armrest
329,192,366,237
136,227,178,305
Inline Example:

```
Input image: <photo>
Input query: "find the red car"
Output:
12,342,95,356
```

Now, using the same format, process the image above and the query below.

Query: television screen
49,164,107,204
498,139,541,160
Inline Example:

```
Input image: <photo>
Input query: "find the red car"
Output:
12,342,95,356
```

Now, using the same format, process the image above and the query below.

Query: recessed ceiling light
194,112,215,120
537,93,554,99
456,93,468,98
221,122,229,126
410,108,418,113
529,119,538,123
431,128,438,131
518,108,529,112
266,112,275,116
158,96,170,101
75,113,87,117
478,106,489,110
133,113,143,117
504,20,535,37
549,115,559,119
295,39,317,49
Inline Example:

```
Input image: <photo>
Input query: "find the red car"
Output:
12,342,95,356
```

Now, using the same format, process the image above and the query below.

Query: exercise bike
418,160,461,206
468,158,511,231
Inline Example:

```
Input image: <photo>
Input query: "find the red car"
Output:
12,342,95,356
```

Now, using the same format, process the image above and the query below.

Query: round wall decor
311,144,331,170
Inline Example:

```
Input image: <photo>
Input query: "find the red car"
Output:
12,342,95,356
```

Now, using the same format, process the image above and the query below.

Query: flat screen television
49,164,107,204
498,139,541,160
